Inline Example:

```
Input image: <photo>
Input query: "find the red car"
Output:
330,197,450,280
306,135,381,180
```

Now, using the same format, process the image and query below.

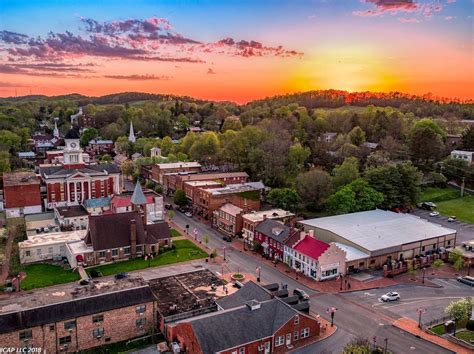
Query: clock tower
63,127,85,168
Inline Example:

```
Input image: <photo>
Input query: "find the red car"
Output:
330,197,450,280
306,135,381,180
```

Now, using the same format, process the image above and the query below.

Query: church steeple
128,121,136,143
53,120,59,138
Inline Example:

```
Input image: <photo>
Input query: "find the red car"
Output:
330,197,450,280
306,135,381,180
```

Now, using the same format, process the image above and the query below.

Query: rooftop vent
272,227,284,236
246,300,261,311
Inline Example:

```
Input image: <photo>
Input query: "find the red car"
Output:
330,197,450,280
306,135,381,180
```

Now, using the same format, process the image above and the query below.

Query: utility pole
461,177,466,197
384,338,388,354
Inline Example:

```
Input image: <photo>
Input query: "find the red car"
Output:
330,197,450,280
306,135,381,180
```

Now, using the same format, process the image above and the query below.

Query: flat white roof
451,150,474,155
67,240,93,254
242,209,294,222
157,161,201,169
334,243,369,262
20,230,86,248
184,180,222,187
299,210,456,254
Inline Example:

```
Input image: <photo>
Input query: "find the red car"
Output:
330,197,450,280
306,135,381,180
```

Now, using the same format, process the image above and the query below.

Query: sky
0,0,472,103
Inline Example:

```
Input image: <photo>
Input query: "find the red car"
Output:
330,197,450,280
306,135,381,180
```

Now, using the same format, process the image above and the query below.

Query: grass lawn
170,228,182,237
88,239,208,276
456,330,474,343
430,324,446,335
420,187,474,224
21,264,80,290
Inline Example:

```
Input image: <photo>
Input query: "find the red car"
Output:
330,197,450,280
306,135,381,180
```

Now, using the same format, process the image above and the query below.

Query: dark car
457,276,474,287
115,272,129,280
293,288,310,301
419,201,437,210
222,236,232,242
165,203,173,210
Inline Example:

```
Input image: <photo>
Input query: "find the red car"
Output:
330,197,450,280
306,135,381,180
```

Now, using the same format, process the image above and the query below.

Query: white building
241,209,294,247
54,205,89,230
150,147,161,158
451,150,474,164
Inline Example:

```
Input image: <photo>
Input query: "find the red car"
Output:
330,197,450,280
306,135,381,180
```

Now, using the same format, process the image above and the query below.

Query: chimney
130,219,137,259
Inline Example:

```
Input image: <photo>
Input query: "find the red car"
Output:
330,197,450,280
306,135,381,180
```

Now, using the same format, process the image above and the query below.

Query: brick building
86,139,114,156
167,281,321,353
163,171,249,194
254,219,298,261
3,171,42,218
193,182,264,220
183,180,222,202
39,128,120,209
152,161,202,185
213,203,244,237
0,279,155,352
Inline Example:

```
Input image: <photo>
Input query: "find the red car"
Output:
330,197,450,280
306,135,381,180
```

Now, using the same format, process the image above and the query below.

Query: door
264,342,270,354
286,333,291,346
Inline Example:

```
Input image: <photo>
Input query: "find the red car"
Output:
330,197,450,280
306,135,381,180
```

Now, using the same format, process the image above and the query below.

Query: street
171,210,457,354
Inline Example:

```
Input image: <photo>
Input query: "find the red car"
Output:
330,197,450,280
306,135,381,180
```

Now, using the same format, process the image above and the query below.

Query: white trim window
300,328,310,338
275,335,285,346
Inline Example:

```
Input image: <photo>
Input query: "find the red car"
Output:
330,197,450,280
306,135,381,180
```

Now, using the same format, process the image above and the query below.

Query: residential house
54,205,89,230
450,150,474,165
254,219,297,261
242,209,295,249
3,172,42,218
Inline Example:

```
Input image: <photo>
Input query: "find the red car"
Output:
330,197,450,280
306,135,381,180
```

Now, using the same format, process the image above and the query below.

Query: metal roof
131,182,148,205
299,210,456,254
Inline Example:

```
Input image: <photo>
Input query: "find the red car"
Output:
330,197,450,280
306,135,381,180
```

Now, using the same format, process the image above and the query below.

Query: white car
380,292,400,302
429,211,439,217
448,216,456,222
184,212,193,217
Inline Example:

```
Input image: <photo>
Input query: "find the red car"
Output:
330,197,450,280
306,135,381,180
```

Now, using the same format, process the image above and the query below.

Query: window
124,247,131,255
447,240,451,245
48,247,53,254
92,314,104,323
239,348,245,354
294,315,299,325
37,249,42,256
59,336,71,345
294,331,299,341
112,249,118,257
92,328,104,337
275,335,284,346
64,320,76,330
25,251,31,257
99,251,106,258
421,246,425,252
49,324,55,331
300,328,310,338
370,259,376,265
136,305,146,314
19,330,32,340
136,318,146,327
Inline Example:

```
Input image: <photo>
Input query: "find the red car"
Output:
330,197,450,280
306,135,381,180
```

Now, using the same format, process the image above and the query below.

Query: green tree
80,128,98,147
167,210,175,221
173,189,188,207
115,136,130,155
203,234,209,247
120,159,135,180
448,249,465,271
348,126,366,146
287,143,311,174
266,188,301,211
222,117,243,132
160,136,174,156
0,130,21,151
0,151,11,173
327,178,384,214
189,132,221,164
412,118,445,137
296,169,333,210
100,154,112,163
409,127,445,164
461,126,474,150
445,297,472,336
333,157,360,189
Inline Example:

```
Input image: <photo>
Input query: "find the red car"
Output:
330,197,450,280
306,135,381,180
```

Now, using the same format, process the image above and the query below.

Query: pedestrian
348,282,351,290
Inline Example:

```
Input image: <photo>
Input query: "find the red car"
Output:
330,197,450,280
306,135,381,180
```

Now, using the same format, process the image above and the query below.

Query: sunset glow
0,0,472,102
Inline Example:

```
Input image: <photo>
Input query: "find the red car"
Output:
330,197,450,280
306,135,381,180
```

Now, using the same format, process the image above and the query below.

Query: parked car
293,288,310,301
222,235,232,242
429,211,440,217
114,272,129,280
178,207,186,213
457,276,474,287
165,203,173,210
419,201,437,210
380,291,400,302
448,216,457,222
185,211,193,217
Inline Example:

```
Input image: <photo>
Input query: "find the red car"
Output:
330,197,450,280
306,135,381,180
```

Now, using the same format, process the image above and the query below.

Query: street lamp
339,273,343,290
417,307,426,329
223,246,226,261
326,307,337,327
422,267,426,284
384,337,388,354
193,227,198,241
256,266,261,282
468,258,472,276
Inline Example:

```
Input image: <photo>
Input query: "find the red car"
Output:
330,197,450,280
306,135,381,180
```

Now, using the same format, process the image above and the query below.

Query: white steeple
128,121,136,143
53,120,59,138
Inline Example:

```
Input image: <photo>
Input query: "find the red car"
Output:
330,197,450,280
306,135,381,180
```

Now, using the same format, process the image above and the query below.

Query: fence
425,315,451,327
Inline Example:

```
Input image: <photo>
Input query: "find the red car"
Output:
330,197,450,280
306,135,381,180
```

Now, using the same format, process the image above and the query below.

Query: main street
171,210,456,354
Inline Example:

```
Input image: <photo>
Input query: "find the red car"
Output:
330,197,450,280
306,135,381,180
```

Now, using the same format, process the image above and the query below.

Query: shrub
89,269,100,278
432,259,444,268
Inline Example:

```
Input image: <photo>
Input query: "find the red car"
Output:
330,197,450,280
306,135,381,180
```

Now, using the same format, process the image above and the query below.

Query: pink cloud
444,15,455,20
353,1,444,20
207,68,216,75
103,74,170,80
398,17,421,22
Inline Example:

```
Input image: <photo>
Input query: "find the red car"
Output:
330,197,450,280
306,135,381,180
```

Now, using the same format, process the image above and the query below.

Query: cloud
103,74,170,80
398,17,421,22
0,63,92,77
213,37,303,57
129,55,205,63
446,0,455,3
0,30,29,44
444,15,455,20
0,81,28,87
207,68,216,75
353,0,418,17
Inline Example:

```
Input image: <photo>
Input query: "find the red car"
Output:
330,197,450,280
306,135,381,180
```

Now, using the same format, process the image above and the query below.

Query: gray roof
216,281,272,310
39,163,119,178
255,219,292,243
189,299,297,353
299,209,456,255
131,182,147,205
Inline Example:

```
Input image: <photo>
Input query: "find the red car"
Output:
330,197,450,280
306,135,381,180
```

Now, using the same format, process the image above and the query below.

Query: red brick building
3,171,42,218
254,219,298,261
213,203,244,237
152,161,202,186
167,281,321,353
164,171,249,194
85,139,114,156
0,281,156,352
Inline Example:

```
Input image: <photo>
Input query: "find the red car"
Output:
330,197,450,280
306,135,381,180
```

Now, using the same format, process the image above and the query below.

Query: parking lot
412,209,474,245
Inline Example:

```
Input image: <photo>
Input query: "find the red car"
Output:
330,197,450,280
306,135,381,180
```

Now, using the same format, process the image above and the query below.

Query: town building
25,212,58,237
183,180,222,202
299,210,456,271
54,205,89,230
31,132,55,153
86,139,114,156
193,182,264,220
83,197,112,215
45,148,91,165
254,219,298,260
39,128,121,209
0,277,155,352
450,150,474,164
163,171,249,194
242,209,295,248
318,132,337,144
3,171,42,218
150,147,161,158
284,231,347,281
213,203,243,237
141,163,154,181
167,281,321,354
152,161,202,185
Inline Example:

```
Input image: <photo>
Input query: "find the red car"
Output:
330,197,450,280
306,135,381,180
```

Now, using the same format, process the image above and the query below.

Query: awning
261,242,269,248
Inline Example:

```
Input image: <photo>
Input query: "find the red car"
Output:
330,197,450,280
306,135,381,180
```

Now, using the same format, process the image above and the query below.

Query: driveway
412,209,474,245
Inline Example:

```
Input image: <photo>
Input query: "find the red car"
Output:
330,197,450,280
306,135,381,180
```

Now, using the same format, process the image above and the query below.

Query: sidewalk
393,317,472,354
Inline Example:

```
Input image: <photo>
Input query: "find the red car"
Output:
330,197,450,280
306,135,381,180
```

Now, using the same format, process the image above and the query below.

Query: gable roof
39,163,119,179
216,281,272,310
0,286,155,334
189,299,297,353
293,235,330,260
255,219,293,243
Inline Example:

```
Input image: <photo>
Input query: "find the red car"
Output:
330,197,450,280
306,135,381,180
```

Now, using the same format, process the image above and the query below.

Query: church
39,127,121,209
